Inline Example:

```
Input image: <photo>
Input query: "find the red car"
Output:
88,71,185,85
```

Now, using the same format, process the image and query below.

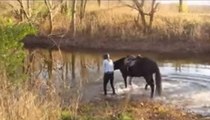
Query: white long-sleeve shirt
103,59,114,73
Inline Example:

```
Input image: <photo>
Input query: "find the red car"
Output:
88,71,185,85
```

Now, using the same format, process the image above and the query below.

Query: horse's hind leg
129,77,132,86
150,78,154,98
145,84,148,90
144,78,150,90
144,75,154,98
145,79,153,90
123,75,127,88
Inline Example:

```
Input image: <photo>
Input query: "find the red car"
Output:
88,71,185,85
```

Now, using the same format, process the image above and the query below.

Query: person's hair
103,53,110,59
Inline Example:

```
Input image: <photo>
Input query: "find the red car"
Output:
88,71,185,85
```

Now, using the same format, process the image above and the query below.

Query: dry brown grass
0,72,61,120
0,72,205,120
78,99,202,120
2,1,210,42
79,10,210,42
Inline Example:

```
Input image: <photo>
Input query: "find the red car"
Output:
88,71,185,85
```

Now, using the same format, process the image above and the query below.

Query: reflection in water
174,61,182,72
71,52,76,80
47,49,53,79
80,55,88,84
25,50,210,117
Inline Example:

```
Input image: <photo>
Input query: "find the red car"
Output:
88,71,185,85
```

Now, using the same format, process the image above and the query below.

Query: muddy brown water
31,49,210,117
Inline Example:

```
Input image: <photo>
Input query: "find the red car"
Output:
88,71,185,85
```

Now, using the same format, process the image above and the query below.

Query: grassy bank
1,2,210,54
47,6,210,42
2,1,210,42
0,79,204,120
29,3,210,54
23,11,210,54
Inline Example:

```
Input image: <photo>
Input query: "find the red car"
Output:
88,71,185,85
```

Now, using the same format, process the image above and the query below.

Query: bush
0,18,37,81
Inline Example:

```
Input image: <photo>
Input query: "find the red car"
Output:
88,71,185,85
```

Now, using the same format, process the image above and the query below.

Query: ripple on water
159,64,210,117
113,64,210,117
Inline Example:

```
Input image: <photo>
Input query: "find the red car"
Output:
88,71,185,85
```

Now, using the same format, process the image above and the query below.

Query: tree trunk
133,0,147,33
44,0,53,34
79,0,87,20
148,0,158,32
132,0,158,33
26,0,31,17
71,53,75,79
70,0,77,39
47,50,53,79
48,11,53,34
61,0,68,14
179,0,183,12
17,0,30,21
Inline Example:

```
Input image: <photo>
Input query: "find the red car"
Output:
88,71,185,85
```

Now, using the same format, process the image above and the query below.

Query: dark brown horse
114,55,162,98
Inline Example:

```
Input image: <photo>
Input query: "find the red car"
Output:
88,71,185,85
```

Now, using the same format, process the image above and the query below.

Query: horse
114,55,162,98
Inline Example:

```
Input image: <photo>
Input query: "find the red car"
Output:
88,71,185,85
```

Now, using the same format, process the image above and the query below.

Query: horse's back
115,56,159,77
133,57,159,75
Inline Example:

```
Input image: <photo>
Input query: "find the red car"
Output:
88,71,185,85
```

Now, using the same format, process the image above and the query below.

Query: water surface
32,49,210,117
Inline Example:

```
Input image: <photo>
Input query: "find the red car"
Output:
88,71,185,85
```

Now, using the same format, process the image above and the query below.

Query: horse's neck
114,58,124,70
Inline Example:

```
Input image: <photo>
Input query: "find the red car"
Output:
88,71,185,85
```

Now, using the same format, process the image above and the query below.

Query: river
30,49,210,117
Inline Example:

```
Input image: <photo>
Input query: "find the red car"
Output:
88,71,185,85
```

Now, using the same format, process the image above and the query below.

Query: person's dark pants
103,72,115,95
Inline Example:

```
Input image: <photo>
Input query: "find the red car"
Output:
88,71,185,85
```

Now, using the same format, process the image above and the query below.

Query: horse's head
113,57,126,70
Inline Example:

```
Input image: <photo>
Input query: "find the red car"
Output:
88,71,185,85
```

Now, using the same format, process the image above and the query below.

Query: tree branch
16,0,30,20
124,4,138,11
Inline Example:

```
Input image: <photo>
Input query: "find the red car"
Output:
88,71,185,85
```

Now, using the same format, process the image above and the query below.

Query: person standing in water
103,53,116,95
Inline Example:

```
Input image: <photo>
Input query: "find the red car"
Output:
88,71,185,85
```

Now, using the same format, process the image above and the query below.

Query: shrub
0,18,37,81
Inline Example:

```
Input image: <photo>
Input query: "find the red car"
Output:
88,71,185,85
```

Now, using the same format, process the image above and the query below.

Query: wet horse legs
144,75,154,98
123,75,127,88
129,77,149,90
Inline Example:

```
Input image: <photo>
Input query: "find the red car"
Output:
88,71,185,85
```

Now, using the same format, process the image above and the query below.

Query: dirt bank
22,35,210,55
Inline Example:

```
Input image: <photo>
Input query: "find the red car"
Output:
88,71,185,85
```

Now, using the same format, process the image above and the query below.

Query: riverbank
63,98,205,120
23,34,210,56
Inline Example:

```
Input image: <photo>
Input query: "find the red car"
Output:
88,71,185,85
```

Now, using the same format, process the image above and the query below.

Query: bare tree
44,0,53,34
149,0,159,30
68,0,103,38
44,0,65,35
79,0,88,20
26,0,31,17
60,0,68,14
16,0,31,21
127,0,159,33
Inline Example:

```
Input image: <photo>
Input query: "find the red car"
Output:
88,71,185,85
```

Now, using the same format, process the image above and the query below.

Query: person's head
103,53,110,59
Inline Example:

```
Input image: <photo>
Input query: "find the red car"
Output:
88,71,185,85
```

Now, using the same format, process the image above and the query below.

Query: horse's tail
155,67,162,96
